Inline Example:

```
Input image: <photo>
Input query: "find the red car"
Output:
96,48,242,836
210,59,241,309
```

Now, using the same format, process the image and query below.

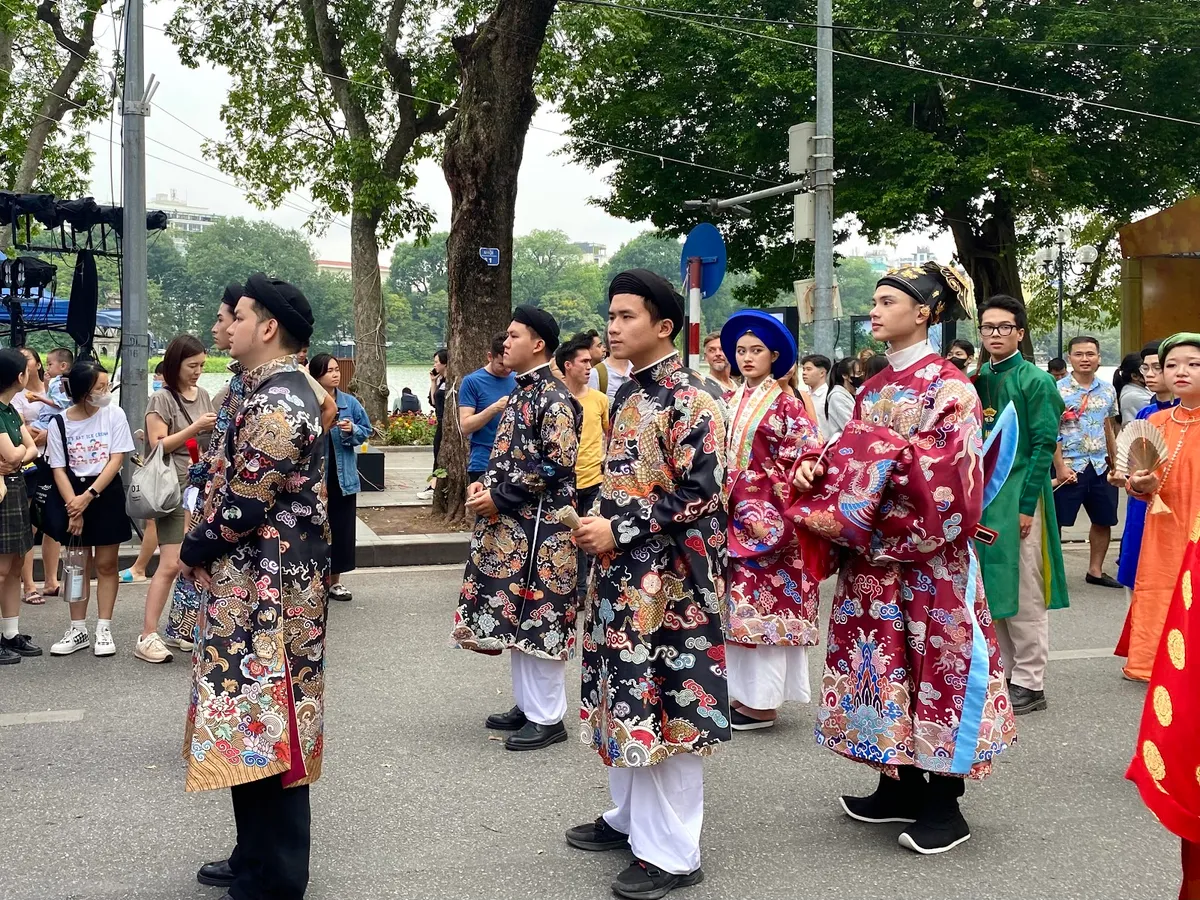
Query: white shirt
47,405,136,476
807,383,830,437
886,339,936,371
603,358,635,403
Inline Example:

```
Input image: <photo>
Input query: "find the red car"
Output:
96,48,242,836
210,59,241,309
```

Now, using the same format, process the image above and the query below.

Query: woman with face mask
947,338,975,373
43,360,135,659
824,357,861,437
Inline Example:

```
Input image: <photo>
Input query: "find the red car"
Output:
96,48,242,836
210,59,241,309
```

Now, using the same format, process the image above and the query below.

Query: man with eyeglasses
1053,335,1121,589
972,295,1069,716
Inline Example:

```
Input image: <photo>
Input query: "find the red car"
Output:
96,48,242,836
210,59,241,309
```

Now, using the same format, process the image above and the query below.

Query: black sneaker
485,705,527,731
504,720,567,751
565,816,630,852
1,633,43,657
1085,572,1122,589
0,644,19,665
839,773,922,824
898,806,972,855
612,860,703,900
730,708,776,731
1009,684,1048,715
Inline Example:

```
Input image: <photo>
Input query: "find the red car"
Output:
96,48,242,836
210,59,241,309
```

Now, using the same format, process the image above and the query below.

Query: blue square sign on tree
479,247,501,266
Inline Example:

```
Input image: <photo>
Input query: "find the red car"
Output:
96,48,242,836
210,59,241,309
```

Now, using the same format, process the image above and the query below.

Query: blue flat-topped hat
720,309,797,379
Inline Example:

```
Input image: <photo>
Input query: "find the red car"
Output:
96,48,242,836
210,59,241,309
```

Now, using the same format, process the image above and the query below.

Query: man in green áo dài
973,294,1070,716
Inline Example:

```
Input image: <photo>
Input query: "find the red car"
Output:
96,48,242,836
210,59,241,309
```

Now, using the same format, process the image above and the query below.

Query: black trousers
228,776,311,900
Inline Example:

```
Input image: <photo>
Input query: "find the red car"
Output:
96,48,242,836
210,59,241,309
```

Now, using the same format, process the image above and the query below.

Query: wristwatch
87,487,101,499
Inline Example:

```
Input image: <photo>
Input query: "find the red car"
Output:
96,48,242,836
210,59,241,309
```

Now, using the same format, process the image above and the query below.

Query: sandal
42,585,61,598
21,590,44,605
119,568,147,584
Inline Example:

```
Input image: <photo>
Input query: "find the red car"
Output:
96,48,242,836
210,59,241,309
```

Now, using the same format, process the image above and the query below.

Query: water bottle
61,546,87,602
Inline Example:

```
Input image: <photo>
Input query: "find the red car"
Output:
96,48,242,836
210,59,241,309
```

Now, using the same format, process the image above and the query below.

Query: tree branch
298,0,370,140
36,0,89,59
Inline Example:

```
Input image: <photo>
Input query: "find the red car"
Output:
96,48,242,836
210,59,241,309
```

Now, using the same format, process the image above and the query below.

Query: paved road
0,548,1177,900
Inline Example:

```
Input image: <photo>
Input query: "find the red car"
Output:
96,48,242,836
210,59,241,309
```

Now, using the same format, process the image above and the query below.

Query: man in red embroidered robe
790,262,1016,855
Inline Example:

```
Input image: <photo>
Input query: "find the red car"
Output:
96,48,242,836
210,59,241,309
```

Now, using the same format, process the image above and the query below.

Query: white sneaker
94,628,116,658
134,631,173,663
163,635,195,652
416,487,435,501
50,625,90,656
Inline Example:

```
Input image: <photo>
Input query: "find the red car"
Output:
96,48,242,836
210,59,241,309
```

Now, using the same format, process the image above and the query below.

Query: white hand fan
1116,420,1168,477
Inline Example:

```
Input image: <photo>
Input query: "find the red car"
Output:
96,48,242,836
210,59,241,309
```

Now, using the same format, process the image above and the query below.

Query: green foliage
0,0,109,196
165,0,461,242
836,257,880,318
380,412,438,446
557,0,1200,319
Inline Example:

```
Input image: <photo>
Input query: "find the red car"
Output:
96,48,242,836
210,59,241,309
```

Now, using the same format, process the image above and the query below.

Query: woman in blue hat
719,310,832,732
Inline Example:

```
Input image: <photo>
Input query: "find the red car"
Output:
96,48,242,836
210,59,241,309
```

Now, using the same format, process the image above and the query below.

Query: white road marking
0,709,86,727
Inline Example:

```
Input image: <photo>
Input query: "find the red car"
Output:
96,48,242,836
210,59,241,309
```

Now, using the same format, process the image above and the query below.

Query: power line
567,0,1200,129
561,0,1200,50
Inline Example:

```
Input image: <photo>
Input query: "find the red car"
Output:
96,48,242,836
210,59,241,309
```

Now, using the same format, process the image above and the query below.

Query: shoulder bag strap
597,361,608,395
168,389,194,427
53,414,81,492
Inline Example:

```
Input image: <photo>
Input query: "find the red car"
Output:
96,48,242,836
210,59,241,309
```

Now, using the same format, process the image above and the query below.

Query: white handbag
126,441,180,518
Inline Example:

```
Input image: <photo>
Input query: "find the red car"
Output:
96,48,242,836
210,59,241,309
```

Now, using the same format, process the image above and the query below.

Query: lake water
185,362,1117,413
196,365,435,413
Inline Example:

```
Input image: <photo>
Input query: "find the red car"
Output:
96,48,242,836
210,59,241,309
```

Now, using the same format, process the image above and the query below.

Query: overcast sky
85,2,953,267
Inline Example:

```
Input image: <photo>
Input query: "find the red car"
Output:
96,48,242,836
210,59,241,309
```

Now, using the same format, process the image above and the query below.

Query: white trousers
994,506,1050,692
725,643,811,708
510,650,567,725
603,754,704,875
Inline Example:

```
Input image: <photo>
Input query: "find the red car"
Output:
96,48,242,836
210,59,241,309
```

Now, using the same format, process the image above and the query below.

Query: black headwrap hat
222,282,244,312
876,261,975,325
511,304,561,355
243,272,315,344
608,268,685,339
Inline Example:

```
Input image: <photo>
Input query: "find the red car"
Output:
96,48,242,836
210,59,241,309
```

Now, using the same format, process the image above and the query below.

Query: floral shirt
1057,375,1118,474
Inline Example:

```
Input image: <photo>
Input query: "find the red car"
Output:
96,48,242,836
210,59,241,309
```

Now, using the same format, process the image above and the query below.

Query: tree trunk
435,0,558,524
348,208,389,424
945,195,1036,357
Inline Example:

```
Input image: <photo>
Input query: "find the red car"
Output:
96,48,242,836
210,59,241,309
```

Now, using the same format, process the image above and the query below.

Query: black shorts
1054,462,1119,528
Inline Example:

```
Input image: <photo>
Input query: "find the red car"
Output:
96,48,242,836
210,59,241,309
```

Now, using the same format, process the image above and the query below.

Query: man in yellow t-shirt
557,334,610,599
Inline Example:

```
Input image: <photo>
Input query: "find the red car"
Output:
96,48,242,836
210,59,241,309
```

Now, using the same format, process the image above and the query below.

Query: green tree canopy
558,0,1200,316
1,0,108,197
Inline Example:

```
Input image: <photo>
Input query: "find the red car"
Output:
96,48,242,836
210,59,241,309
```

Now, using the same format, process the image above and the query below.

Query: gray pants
994,506,1050,692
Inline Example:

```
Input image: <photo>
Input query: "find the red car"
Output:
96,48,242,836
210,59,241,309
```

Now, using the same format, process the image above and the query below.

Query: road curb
30,532,471,580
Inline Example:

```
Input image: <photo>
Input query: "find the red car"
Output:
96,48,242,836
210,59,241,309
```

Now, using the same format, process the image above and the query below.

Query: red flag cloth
1127,514,1200,845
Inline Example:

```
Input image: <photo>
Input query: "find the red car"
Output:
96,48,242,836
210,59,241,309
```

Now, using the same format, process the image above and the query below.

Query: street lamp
1035,225,1098,360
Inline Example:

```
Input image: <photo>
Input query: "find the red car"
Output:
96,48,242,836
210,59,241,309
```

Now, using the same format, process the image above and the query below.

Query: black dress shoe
504,719,567,751
197,858,235,887
485,705,527,731
612,860,704,900
1086,572,1122,589
565,816,630,851
1,633,43,657
0,645,19,665
1009,684,1048,715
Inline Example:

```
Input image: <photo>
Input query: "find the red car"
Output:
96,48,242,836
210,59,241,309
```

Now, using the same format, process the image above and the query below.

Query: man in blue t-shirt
458,332,516,483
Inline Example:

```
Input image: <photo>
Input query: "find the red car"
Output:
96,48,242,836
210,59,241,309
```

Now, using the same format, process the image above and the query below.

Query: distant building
573,242,608,266
150,190,219,250
862,247,891,274
316,259,391,280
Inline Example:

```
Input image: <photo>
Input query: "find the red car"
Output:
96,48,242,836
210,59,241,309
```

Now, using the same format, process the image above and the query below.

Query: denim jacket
328,389,372,495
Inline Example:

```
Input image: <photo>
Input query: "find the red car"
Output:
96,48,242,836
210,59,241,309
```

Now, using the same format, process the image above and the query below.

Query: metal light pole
120,0,152,453
1036,225,1098,360
811,0,836,358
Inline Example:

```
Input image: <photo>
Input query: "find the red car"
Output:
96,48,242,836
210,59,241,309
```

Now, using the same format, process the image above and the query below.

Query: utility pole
120,0,151,453
812,0,835,358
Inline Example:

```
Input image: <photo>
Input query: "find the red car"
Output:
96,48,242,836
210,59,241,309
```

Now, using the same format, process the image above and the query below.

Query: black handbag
24,457,54,529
